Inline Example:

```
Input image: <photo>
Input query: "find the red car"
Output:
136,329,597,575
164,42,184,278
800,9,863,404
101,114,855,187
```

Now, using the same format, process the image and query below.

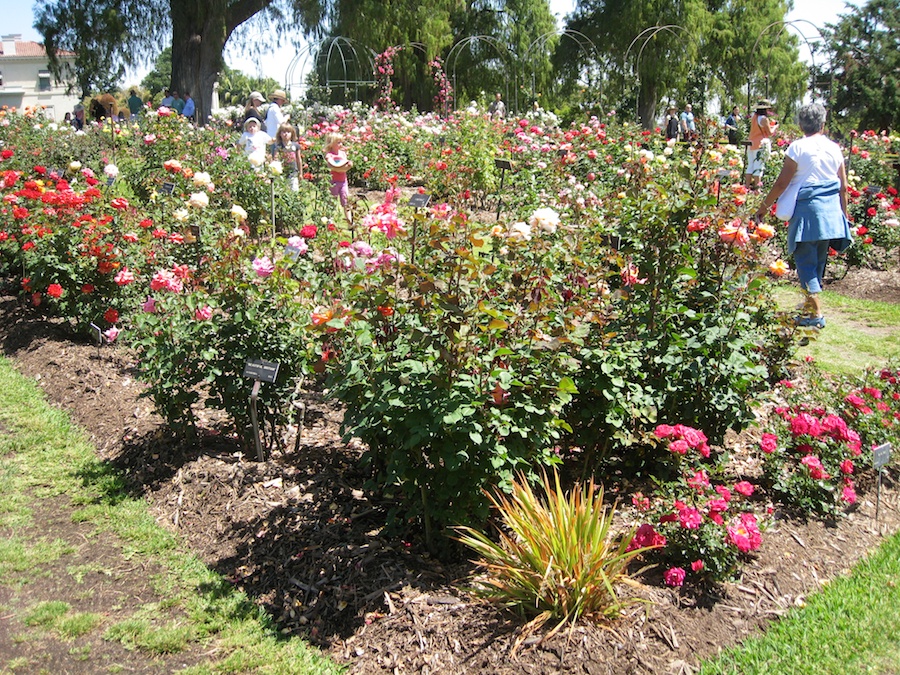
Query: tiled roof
0,41,74,58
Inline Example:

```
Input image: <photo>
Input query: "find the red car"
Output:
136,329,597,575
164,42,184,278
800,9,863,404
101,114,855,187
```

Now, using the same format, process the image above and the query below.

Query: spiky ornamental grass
456,471,649,643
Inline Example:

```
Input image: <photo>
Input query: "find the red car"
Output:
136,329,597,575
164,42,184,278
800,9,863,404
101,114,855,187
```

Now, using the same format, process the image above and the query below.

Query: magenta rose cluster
757,401,863,513
654,423,711,458
627,427,763,587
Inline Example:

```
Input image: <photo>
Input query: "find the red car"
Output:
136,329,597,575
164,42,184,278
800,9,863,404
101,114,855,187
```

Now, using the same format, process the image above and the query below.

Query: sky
8,0,860,90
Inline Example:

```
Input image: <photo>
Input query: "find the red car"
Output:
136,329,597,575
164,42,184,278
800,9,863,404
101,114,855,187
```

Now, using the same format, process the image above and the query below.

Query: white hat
249,91,264,103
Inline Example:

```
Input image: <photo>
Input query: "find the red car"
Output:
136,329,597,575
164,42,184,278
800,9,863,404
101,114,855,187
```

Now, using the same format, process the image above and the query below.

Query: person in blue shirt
680,104,696,142
182,92,195,120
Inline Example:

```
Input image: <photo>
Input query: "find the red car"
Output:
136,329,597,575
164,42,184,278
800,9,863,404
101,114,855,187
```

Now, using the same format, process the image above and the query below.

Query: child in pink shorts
324,132,353,224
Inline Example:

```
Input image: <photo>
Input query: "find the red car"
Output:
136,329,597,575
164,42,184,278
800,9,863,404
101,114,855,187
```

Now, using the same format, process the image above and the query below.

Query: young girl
237,118,272,165
272,123,304,191
324,132,353,224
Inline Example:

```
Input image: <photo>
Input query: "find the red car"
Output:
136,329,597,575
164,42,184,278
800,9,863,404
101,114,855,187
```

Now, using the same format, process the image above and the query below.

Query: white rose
104,164,119,178
248,149,266,167
188,192,209,209
68,161,82,172
231,204,248,221
173,208,190,222
529,207,560,234
508,221,532,241
269,160,283,176
192,171,212,187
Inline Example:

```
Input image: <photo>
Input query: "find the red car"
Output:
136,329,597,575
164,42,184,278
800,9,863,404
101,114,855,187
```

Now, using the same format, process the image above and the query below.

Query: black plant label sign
243,359,280,383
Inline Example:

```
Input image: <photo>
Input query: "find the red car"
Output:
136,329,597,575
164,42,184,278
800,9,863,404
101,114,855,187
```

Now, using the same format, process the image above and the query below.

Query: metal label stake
874,442,892,532
243,359,280,462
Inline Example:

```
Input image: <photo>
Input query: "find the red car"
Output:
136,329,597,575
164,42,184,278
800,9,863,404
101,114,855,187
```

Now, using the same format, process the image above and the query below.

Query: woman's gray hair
797,103,827,135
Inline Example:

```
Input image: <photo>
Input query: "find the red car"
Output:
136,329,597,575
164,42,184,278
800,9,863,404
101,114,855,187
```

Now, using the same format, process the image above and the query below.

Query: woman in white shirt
754,103,852,329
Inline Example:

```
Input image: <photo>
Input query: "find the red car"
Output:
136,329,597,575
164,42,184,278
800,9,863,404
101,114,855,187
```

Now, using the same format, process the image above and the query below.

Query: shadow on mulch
4,277,900,674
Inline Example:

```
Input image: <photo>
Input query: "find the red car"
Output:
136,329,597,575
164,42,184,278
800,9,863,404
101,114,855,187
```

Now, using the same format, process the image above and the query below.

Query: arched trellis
377,42,431,110
523,29,603,113
623,24,694,121
284,37,377,103
446,35,515,112
747,20,831,113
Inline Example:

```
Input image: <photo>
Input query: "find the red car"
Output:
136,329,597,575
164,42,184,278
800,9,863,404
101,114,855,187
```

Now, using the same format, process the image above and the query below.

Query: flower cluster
630,463,762,586
758,398,862,516
373,46,402,111
362,188,406,239
838,368,900,451
654,423,711,458
429,58,453,118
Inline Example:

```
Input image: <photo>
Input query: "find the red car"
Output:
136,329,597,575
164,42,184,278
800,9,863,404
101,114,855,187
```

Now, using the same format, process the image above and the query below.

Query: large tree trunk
170,2,226,125
169,0,270,125
638,80,658,130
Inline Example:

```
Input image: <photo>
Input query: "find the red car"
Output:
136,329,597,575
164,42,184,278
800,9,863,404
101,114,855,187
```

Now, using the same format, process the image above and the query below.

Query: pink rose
733,481,755,496
195,305,213,321
664,567,686,587
759,433,778,453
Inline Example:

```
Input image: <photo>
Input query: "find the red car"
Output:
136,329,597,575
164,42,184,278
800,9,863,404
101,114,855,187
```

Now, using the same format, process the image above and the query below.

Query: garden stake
495,166,506,221
270,179,276,244
873,442,892,532
89,322,103,360
494,158,512,220
248,379,267,462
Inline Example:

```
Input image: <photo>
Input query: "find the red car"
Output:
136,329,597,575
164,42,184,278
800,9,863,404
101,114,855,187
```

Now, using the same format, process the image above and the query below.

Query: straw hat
755,98,774,110
249,91,264,103
269,89,287,101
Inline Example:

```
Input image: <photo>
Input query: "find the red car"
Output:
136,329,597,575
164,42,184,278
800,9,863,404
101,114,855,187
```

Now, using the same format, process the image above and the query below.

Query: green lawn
0,356,344,675
773,284,900,376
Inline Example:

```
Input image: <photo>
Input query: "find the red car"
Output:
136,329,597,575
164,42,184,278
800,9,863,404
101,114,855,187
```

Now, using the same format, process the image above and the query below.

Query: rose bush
1,104,897,559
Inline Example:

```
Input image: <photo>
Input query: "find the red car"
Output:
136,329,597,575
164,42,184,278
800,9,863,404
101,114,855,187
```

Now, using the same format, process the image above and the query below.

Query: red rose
104,308,119,324
47,283,63,298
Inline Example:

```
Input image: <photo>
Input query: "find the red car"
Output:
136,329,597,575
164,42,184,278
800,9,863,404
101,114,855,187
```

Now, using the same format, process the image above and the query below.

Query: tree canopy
35,0,325,123
559,0,808,127
825,0,900,133
318,0,557,112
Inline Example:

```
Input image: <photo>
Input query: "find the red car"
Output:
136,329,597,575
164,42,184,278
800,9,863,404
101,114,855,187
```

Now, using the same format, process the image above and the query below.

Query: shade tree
824,0,900,133
35,0,326,124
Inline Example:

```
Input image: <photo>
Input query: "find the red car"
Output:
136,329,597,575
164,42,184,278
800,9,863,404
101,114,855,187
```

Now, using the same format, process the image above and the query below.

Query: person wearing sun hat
744,98,778,190
243,91,265,129
664,103,680,141
266,88,288,136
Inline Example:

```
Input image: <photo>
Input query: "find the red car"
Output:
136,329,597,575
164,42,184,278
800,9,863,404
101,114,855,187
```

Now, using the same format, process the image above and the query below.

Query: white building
0,34,81,120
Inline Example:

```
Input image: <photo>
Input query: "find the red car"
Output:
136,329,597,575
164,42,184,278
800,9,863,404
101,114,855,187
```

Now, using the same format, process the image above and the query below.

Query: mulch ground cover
2,264,900,674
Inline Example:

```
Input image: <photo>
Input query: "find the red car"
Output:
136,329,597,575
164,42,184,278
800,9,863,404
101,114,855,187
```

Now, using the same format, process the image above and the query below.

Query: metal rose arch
747,19,831,112
446,35,515,113
284,37,377,105
624,24,694,121
523,28,602,113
